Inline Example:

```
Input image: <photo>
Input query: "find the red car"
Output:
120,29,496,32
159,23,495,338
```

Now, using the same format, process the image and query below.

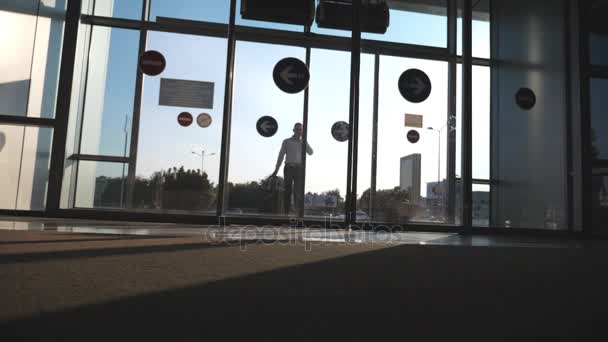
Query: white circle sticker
197,113,212,128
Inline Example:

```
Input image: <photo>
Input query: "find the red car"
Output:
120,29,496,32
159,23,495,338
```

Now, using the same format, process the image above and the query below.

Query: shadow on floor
2,243,608,339
0,235,174,245
0,239,236,264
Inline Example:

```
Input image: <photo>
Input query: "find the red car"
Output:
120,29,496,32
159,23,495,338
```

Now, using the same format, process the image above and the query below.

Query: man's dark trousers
283,164,304,214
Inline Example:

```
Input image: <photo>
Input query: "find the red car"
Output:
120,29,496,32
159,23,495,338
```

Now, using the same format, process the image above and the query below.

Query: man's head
293,123,303,137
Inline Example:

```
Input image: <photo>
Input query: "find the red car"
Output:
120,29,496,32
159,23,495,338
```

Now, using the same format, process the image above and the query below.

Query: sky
84,0,491,200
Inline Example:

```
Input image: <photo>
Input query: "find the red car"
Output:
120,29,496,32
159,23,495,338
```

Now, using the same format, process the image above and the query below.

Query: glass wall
0,1,64,212
356,54,376,224
62,24,140,210
79,27,139,157
304,48,351,220
455,65,491,226
0,0,66,118
133,31,227,213
75,161,126,208
36,0,536,233
0,124,53,211
456,65,491,179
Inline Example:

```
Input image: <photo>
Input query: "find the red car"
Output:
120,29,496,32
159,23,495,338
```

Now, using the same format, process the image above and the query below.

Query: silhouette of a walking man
272,123,313,214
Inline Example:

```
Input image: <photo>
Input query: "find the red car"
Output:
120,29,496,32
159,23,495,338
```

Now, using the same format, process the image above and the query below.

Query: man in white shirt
272,123,313,215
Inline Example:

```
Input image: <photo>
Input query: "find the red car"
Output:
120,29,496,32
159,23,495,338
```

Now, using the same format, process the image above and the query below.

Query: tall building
400,154,421,204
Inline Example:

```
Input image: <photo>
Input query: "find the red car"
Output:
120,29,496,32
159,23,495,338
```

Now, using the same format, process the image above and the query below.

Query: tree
227,176,284,213
95,165,216,210
160,166,215,210
359,187,410,222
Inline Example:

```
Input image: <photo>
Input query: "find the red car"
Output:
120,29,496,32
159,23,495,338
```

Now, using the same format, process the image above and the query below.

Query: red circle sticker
177,112,193,127
139,50,166,76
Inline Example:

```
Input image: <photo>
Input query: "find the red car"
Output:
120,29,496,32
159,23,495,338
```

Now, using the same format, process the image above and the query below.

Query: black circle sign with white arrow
398,69,432,103
256,116,279,138
273,57,310,94
331,121,350,142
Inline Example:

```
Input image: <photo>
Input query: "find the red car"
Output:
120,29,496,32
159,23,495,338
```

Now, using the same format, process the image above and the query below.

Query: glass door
132,31,228,214
225,41,306,218
371,56,450,225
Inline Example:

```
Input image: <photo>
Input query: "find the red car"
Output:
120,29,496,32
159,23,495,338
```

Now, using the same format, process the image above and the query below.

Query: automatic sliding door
226,41,305,217
374,56,450,225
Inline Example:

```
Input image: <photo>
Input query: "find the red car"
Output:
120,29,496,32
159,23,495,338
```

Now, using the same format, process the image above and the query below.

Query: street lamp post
192,150,216,175
427,116,456,220
427,126,444,187
428,123,449,220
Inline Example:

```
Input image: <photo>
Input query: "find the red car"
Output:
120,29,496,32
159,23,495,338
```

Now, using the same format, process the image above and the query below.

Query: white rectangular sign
159,78,214,109
405,114,423,128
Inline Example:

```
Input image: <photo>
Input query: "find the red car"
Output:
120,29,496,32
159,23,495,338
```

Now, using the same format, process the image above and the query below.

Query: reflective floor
0,216,591,249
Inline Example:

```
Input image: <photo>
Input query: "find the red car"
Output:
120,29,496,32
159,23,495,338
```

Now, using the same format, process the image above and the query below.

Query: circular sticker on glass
398,69,432,103
177,112,193,127
197,113,212,128
407,129,420,144
516,87,536,110
139,50,166,76
331,121,350,142
273,57,310,94
256,116,279,137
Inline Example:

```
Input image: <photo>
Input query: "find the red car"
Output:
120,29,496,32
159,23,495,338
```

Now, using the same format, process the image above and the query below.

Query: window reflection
75,161,127,209
0,125,52,211
80,27,139,157
0,1,65,118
